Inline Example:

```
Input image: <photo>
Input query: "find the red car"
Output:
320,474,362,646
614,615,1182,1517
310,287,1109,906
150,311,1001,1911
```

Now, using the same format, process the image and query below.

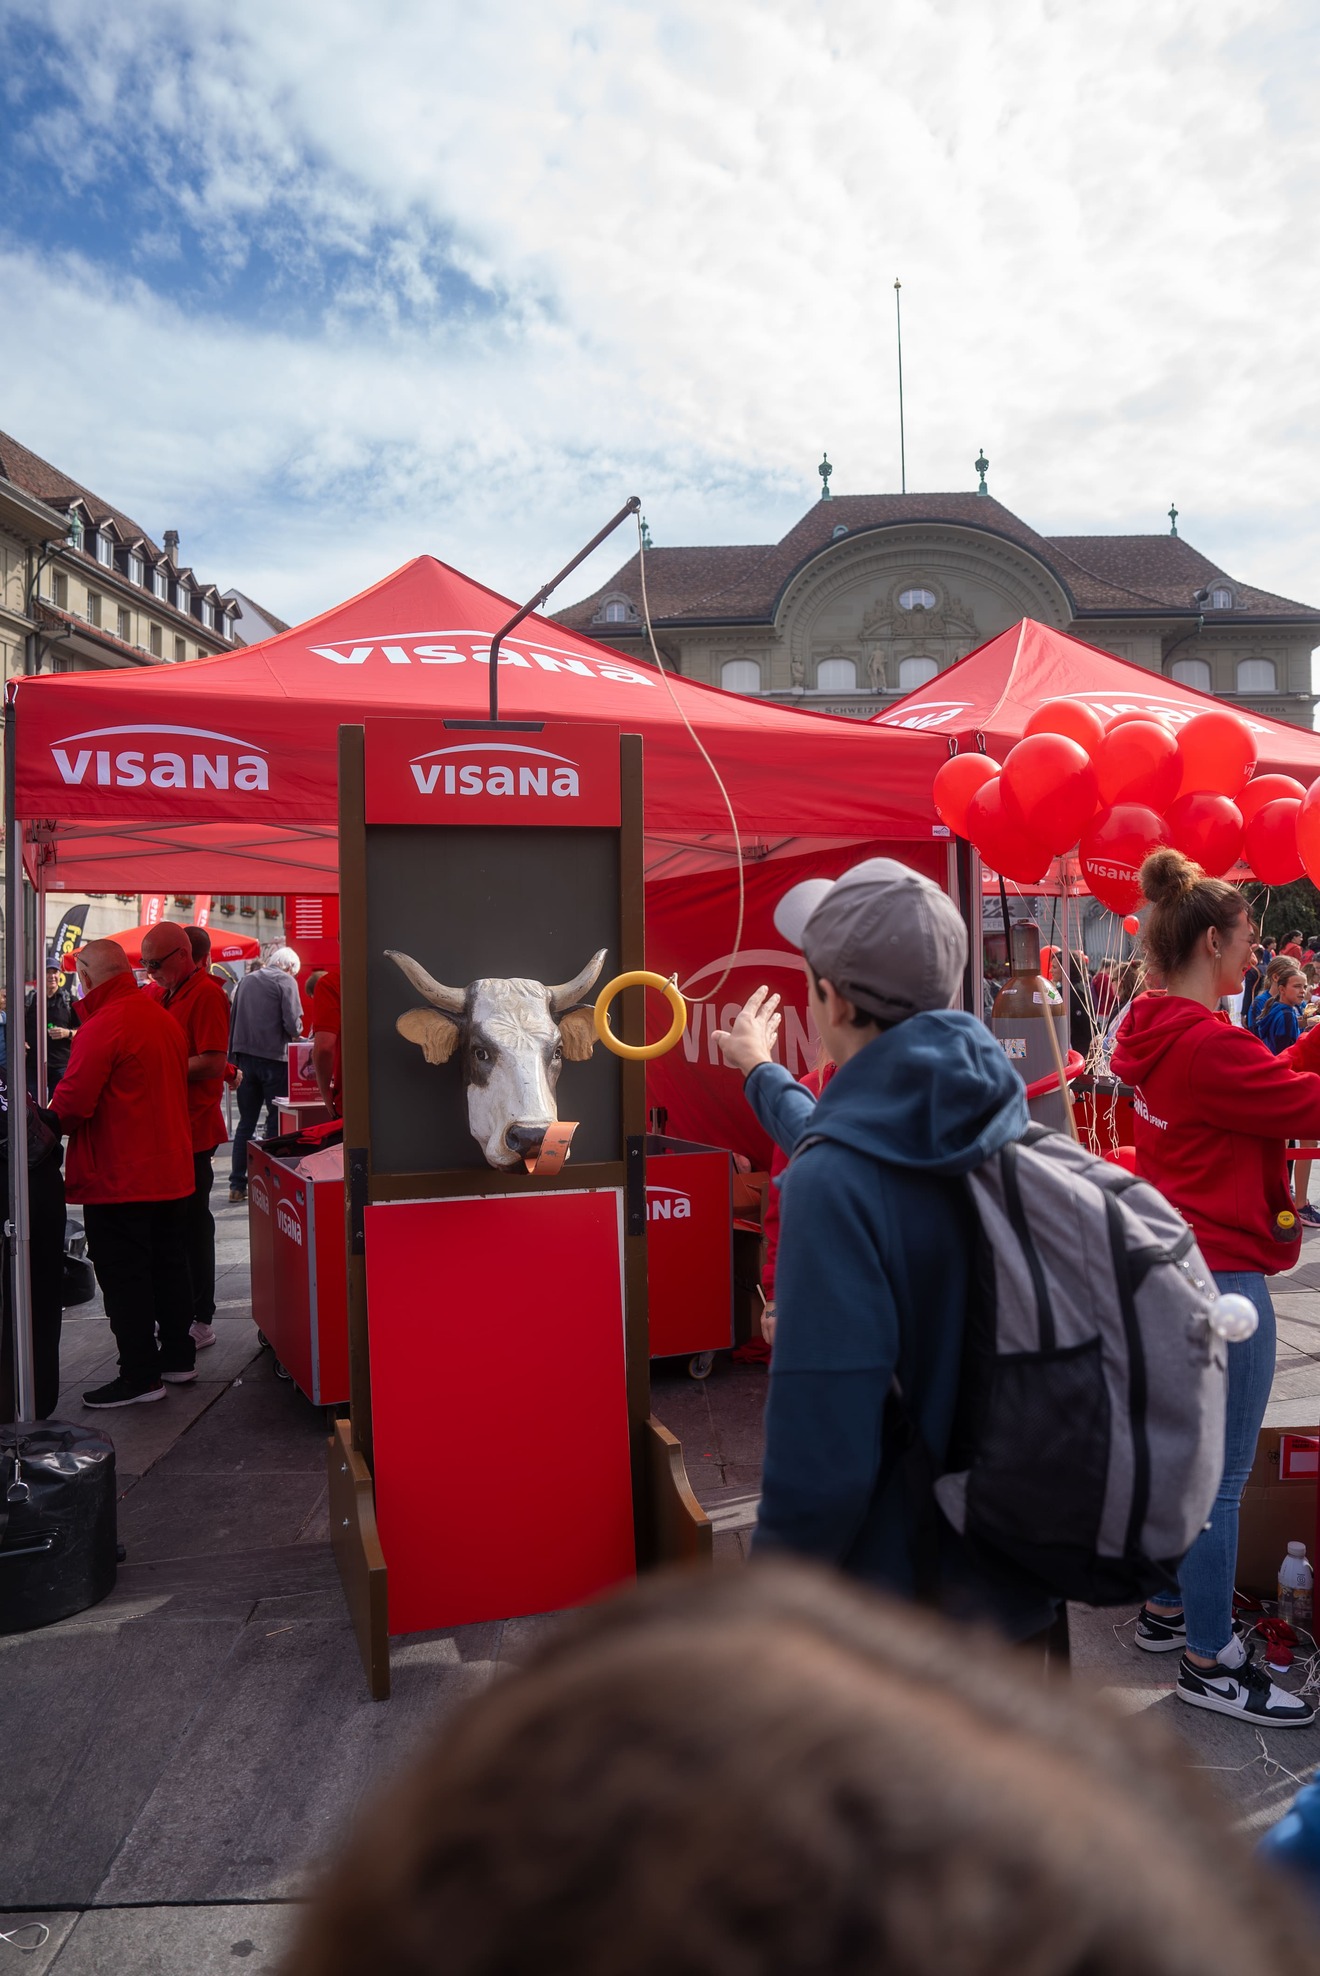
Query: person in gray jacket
227,946,303,1202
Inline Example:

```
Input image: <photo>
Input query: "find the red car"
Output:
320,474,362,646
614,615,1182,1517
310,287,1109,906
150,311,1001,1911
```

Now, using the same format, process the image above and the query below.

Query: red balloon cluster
932,701,1271,913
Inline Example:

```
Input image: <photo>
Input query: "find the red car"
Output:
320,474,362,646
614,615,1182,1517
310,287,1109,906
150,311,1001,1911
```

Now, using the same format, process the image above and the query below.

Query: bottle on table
1278,1542,1313,1627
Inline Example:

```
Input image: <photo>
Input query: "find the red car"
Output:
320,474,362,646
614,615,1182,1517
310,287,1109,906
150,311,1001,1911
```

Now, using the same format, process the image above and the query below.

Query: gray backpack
932,1124,1228,1607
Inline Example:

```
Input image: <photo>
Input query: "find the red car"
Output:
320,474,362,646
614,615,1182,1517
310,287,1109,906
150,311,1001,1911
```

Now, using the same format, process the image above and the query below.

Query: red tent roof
106,922,261,967
14,554,945,892
873,618,1320,780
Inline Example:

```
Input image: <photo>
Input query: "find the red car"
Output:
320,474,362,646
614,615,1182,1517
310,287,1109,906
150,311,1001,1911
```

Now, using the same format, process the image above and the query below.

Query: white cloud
3,0,1319,621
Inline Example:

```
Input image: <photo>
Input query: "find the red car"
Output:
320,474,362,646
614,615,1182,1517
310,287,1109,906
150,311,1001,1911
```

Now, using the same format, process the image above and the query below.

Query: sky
1,0,1318,625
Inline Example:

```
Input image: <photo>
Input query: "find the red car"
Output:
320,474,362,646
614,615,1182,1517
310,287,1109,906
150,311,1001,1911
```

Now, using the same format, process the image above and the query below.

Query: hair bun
1139,846,1203,905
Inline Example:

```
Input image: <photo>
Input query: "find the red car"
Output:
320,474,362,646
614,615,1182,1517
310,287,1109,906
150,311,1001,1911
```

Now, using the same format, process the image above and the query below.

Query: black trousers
0,1153,67,1421
83,1197,193,1389
185,1148,217,1325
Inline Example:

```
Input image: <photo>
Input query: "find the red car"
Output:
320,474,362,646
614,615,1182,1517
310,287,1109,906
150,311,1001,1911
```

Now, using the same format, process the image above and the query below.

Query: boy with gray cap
715,859,1053,1637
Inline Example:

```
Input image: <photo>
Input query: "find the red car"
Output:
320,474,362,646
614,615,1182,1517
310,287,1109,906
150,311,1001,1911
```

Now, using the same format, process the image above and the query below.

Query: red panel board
646,1151,733,1360
246,1146,349,1406
366,1190,635,1632
363,719,621,827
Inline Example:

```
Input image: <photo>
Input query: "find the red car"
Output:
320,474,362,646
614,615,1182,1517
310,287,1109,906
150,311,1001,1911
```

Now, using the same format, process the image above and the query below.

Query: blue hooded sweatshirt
745,1008,1054,1638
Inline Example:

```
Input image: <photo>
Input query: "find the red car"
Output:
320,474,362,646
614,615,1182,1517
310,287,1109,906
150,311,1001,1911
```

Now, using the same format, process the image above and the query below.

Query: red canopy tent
107,923,260,967
873,617,1320,781
10,554,949,1155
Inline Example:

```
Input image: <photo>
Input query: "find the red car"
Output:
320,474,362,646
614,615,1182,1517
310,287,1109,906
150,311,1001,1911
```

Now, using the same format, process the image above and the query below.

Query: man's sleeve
751,1152,896,1566
311,974,341,1036
50,1024,113,1127
743,1062,820,1158
195,982,231,1055
281,974,303,1040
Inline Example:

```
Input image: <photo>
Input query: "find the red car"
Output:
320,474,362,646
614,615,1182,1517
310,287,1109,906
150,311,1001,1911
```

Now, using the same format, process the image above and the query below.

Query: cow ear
397,1008,460,1064
557,1008,597,1061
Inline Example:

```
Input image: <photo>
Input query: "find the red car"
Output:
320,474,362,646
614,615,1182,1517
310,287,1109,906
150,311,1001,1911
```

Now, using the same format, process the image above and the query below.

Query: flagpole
894,278,906,495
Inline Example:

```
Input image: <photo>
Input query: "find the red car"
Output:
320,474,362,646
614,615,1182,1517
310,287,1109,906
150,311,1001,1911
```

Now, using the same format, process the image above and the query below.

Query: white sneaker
190,1321,216,1349
1177,1630,1315,1726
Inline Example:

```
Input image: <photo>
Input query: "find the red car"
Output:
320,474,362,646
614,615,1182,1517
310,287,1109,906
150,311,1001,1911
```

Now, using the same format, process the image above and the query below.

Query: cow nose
505,1123,547,1159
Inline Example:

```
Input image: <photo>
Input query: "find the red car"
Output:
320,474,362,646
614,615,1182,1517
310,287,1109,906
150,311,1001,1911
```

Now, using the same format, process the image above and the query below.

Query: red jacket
1111,992,1320,1274
52,972,194,1204
147,967,231,1151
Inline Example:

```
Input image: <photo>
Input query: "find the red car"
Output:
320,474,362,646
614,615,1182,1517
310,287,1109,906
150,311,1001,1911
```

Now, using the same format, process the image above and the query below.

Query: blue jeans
1149,1271,1276,1656
229,1052,288,1187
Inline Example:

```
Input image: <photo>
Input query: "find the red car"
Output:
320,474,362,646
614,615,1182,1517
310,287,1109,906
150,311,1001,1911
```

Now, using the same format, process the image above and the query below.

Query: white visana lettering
235,755,268,791
383,645,412,664
97,750,111,784
54,749,92,785
151,754,187,788
194,754,228,789
531,654,591,677
115,751,146,786
412,764,443,794
486,766,514,795
413,646,466,665
596,664,656,686
311,645,373,665
472,648,531,667
551,767,579,796
424,761,583,798
459,765,484,794
519,766,547,795
1132,1089,1168,1131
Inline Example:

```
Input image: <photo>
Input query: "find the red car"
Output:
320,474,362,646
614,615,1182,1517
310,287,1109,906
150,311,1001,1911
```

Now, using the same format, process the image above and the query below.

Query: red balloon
1245,798,1306,885
1106,708,1176,731
1164,792,1244,876
1001,733,1099,852
965,777,1054,885
1238,774,1306,825
1023,700,1107,760
1300,779,1320,886
1176,709,1257,799
932,753,1001,836
1078,804,1169,914
1122,914,1141,935
1095,720,1182,812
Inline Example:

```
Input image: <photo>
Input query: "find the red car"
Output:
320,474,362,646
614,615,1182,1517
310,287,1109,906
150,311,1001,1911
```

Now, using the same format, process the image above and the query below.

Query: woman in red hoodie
1112,848,1320,1727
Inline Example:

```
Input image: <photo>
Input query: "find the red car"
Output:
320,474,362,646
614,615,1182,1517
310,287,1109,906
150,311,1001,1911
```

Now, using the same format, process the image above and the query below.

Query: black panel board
364,824,621,1175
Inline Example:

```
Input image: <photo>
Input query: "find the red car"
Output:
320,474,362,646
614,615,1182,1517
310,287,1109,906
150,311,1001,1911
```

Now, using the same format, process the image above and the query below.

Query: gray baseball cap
773,858,968,1023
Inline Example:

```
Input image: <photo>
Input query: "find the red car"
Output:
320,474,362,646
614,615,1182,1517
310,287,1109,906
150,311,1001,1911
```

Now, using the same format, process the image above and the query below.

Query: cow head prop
385,948,607,1169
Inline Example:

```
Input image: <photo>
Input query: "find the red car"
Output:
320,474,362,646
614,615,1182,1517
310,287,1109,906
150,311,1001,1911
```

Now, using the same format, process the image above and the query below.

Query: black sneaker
160,1367,197,1385
1177,1642,1316,1726
83,1376,166,1409
1135,1606,1187,1653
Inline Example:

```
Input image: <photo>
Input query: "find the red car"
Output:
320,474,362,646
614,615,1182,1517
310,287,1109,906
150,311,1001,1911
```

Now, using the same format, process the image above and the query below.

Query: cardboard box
1236,1425,1319,1596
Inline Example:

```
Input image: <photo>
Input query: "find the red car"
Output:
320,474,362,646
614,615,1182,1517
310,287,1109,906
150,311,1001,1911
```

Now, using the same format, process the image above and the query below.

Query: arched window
721,659,761,695
603,601,629,622
1210,586,1233,610
1171,658,1211,691
898,655,939,691
816,658,857,692
898,587,937,612
1237,658,1276,693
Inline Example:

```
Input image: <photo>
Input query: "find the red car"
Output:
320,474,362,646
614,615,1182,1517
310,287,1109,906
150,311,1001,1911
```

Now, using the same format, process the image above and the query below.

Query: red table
246,1143,349,1406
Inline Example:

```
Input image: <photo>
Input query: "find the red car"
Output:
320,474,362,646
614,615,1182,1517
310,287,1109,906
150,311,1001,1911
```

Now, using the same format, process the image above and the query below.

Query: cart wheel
688,1351,715,1381
272,1357,292,1383
256,1330,269,1351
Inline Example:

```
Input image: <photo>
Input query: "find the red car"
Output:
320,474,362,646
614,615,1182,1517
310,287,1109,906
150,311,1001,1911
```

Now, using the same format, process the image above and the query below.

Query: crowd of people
0,925,342,1414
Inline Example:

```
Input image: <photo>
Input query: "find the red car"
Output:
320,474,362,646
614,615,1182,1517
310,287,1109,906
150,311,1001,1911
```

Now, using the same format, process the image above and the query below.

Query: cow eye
474,1046,491,1064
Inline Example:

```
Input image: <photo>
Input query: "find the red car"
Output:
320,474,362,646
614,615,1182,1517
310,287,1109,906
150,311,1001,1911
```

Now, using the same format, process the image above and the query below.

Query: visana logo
308,628,655,690
276,1201,303,1246
50,725,269,791
249,1177,271,1215
408,741,580,799
646,1186,692,1222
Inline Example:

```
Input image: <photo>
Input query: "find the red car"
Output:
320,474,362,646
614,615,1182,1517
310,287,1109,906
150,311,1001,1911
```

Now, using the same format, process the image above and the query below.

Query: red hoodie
1111,993,1320,1273
52,972,194,1205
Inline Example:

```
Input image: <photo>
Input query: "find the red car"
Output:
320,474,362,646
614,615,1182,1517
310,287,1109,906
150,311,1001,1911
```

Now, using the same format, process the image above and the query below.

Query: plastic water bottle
1278,1542,1313,1628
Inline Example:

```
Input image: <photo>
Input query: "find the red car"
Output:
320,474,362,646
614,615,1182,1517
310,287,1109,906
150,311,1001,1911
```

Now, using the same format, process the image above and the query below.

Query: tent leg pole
34,857,46,1106
5,703,35,1424
969,849,985,1024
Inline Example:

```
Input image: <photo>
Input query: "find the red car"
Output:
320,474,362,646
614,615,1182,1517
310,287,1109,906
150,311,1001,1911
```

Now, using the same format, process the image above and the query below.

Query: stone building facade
0,430,282,947
558,487,1320,729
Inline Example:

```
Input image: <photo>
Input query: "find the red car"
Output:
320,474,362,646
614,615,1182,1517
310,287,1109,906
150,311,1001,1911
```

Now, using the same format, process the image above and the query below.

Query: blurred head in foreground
282,1562,1318,1976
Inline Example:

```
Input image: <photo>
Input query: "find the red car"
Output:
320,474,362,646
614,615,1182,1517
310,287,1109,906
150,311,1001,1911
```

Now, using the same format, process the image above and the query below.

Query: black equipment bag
61,1217,96,1309
0,1421,117,1634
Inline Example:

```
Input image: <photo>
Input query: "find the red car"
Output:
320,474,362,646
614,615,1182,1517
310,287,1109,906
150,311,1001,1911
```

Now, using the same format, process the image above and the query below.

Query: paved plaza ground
5,1175,1320,1971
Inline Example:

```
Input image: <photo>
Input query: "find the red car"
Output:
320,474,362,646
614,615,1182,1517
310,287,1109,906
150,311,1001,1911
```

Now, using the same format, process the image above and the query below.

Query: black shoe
160,1366,197,1385
83,1376,166,1409
1135,1605,1186,1653
1177,1643,1316,1726
228,1186,246,1205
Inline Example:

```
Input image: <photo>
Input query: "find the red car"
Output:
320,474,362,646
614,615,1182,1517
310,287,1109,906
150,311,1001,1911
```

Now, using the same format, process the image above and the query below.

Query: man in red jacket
50,939,195,1408
142,921,232,1354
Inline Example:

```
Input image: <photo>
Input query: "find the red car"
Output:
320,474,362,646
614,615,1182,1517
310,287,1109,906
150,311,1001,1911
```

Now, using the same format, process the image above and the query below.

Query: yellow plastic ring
593,970,688,1061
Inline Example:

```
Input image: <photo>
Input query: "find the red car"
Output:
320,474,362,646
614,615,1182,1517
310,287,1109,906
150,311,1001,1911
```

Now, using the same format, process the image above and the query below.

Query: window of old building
117,606,132,641
602,600,630,622
149,622,163,658
1171,658,1211,691
152,566,168,601
721,659,761,694
127,552,144,586
817,657,857,691
174,635,187,662
95,530,113,568
898,587,937,612
898,655,939,690
1210,586,1233,610
1236,657,1276,693
50,570,68,610
86,590,102,628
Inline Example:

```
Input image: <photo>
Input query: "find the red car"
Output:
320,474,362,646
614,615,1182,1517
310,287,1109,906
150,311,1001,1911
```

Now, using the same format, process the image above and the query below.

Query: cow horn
385,950,465,1014
546,948,608,1016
